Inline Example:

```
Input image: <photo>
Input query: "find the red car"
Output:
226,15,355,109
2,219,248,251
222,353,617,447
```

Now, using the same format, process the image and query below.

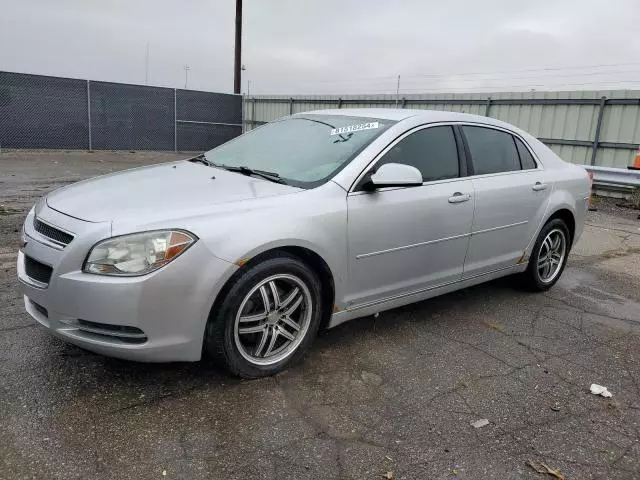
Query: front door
345,125,475,308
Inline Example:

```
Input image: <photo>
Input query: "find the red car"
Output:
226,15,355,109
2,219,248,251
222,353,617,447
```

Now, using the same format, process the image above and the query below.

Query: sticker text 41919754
330,122,379,136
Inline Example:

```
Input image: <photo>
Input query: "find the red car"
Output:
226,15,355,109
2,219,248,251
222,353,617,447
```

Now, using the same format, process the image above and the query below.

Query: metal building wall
244,90,640,169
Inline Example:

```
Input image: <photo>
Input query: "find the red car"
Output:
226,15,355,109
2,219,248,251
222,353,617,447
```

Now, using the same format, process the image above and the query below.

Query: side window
514,137,537,170
377,126,459,182
463,126,521,175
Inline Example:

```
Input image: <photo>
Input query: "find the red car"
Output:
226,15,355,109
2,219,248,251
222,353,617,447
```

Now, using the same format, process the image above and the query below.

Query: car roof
299,108,563,184
298,108,513,128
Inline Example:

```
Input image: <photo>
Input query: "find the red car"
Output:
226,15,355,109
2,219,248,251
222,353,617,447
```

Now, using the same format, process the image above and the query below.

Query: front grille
24,255,53,285
60,319,148,344
33,218,74,246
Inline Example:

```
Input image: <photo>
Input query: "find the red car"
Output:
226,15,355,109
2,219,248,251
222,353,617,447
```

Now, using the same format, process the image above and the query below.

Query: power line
290,61,640,86
280,80,640,95
398,69,640,85
399,61,640,80
406,79,640,90
286,70,640,90
261,69,640,92
364,80,640,93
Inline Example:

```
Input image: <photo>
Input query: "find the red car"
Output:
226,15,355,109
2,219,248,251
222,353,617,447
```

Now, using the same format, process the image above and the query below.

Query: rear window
515,137,537,170
463,126,521,175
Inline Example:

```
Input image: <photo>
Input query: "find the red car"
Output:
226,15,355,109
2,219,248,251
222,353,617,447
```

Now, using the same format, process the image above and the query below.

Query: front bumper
17,203,237,362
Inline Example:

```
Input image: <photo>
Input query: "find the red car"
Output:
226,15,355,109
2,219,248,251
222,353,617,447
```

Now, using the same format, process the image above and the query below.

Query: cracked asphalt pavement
1,151,640,479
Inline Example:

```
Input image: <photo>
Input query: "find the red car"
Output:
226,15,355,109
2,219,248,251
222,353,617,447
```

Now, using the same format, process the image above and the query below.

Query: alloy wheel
537,228,566,284
233,274,313,366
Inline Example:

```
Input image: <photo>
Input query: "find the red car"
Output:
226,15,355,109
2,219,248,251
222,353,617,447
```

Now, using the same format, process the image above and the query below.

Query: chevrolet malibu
18,109,590,377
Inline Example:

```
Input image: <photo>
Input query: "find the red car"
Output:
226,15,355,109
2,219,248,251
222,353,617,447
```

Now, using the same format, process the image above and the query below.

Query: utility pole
184,65,190,89
395,75,400,107
234,0,242,94
145,40,150,85
247,79,251,97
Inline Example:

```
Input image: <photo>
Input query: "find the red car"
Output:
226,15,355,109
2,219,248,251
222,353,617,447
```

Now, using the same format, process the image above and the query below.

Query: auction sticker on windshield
330,122,379,136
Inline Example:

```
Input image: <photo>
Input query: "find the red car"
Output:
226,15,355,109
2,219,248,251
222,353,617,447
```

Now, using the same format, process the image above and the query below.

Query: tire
522,218,570,291
204,253,323,378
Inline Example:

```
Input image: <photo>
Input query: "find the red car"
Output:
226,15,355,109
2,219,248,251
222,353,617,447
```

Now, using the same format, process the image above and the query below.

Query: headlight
21,205,35,248
83,230,197,276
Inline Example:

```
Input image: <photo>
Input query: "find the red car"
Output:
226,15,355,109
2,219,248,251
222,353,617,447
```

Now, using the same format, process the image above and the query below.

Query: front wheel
204,254,323,378
522,218,570,291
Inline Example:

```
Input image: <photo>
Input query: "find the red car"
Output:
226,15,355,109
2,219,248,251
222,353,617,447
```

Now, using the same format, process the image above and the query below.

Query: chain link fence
0,71,242,151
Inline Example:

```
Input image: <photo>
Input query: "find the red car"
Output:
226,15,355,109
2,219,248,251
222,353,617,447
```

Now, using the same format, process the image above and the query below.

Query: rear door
346,124,474,308
460,125,552,280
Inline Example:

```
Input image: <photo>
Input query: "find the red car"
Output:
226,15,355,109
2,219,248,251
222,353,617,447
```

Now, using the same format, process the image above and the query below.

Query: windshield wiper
188,153,213,167
298,117,351,143
218,165,287,185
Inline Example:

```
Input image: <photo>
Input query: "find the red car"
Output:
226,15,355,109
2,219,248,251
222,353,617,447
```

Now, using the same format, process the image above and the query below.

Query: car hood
46,160,301,222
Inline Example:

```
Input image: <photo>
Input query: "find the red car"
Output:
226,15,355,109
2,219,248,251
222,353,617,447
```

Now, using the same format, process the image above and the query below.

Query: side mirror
363,163,423,190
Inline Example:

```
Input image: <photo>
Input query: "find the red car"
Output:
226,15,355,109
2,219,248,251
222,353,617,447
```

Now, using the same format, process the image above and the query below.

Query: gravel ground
1,151,640,480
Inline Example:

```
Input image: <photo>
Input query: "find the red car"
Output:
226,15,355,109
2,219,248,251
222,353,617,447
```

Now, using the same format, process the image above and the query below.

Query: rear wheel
522,218,570,291
204,254,322,378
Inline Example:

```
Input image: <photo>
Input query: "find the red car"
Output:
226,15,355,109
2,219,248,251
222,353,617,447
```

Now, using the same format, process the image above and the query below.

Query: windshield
203,114,396,188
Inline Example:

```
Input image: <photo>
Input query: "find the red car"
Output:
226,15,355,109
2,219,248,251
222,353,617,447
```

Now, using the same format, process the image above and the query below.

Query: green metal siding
243,90,640,168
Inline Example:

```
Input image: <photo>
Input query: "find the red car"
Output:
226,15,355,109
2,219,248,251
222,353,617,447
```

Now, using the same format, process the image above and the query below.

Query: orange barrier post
630,148,640,170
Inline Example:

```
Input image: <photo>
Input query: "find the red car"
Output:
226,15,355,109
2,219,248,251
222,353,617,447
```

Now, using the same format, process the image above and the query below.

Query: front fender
196,183,349,308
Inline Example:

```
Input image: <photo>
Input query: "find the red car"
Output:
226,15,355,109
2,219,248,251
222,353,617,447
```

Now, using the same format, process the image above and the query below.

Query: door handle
448,192,471,204
532,182,548,191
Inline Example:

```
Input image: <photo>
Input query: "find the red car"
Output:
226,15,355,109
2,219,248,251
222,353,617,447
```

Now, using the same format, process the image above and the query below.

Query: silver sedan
18,109,590,377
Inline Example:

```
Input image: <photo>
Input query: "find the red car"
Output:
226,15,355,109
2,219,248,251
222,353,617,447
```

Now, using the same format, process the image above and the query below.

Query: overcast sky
1,0,640,95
